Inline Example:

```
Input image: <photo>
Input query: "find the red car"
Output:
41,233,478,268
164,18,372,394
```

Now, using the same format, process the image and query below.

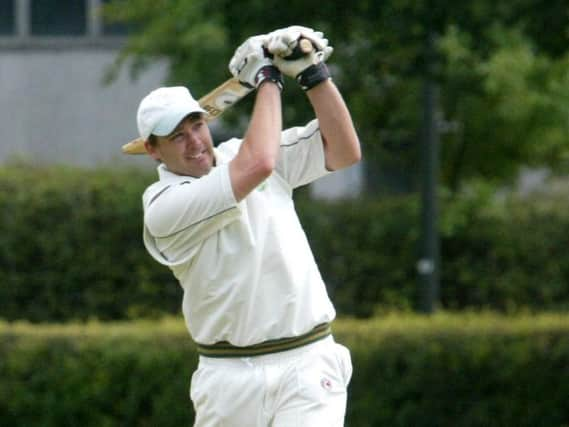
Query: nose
184,129,200,146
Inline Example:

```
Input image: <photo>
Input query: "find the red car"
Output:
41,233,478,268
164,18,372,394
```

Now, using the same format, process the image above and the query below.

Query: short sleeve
142,163,241,266
275,119,331,189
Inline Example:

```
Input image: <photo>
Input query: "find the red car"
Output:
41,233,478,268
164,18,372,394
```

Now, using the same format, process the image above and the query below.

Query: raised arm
265,26,361,171
306,79,361,171
229,83,282,201
227,36,284,202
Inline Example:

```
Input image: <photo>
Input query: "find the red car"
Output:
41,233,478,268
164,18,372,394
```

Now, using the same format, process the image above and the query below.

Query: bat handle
283,37,314,60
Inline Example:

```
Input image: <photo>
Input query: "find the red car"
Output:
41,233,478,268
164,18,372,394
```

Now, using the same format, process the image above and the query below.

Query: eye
170,132,186,144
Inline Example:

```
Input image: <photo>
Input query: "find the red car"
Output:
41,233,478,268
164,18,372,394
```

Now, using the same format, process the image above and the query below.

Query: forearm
306,80,361,171
246,82,282,162
229,82,282,201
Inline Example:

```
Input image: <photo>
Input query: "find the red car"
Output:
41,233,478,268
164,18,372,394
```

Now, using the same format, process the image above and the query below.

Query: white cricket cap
137,86,206,140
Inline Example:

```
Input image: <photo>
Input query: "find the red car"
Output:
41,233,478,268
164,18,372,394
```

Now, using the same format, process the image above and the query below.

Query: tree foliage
104,0,569,192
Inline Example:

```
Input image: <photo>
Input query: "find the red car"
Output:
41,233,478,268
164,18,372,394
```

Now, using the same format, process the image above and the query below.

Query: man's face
145,114,215,177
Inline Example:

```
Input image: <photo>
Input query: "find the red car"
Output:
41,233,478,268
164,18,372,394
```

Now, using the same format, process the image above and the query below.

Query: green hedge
0,165,179,321
1,314,568,426
1,164,569,321
298,188,569,315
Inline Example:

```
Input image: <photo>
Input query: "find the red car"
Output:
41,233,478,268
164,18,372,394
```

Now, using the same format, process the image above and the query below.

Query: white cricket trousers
190,336,353,427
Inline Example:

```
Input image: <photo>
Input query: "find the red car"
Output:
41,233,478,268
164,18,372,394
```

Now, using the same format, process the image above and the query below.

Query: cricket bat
121,38,313,155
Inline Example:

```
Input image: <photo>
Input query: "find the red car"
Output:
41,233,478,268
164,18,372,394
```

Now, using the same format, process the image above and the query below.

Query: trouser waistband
196,323,332,358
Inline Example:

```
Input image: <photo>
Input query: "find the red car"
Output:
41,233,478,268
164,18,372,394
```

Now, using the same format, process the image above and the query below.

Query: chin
189,164,212,178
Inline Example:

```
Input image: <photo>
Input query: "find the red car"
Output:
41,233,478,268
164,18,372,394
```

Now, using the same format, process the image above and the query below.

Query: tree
104,0,569,193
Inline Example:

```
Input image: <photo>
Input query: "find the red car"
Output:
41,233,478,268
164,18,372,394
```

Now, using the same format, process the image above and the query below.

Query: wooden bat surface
199,78,254,120
122,38,313,155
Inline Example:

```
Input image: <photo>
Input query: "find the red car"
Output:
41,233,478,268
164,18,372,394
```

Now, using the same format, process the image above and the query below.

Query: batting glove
265,26,333,90
229,35,284,90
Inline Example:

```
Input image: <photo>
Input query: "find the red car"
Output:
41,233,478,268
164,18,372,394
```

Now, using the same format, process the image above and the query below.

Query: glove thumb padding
229,35,279,88
228,35,265,75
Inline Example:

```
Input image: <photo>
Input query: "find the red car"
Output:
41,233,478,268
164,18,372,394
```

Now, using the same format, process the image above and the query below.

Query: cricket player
134,26,361,426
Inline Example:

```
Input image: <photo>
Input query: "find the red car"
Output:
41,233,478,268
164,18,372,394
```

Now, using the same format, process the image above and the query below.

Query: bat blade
198,78,253,120
121,78,252,155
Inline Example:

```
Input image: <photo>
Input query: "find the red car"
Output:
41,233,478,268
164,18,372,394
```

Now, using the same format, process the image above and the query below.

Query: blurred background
1,0,568,426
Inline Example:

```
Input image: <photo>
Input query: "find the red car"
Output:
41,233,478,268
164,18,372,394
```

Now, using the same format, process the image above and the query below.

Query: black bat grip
284,38,314,60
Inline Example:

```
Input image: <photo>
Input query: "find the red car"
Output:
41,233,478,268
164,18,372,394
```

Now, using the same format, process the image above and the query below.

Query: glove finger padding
272,48,331,91
266,25,332,59
271,50,319,79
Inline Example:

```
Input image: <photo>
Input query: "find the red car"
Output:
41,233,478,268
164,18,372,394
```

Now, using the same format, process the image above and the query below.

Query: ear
144,140,161,161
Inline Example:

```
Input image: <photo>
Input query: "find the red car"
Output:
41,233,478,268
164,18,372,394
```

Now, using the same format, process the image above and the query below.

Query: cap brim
152,106,207,137
123,106,207,155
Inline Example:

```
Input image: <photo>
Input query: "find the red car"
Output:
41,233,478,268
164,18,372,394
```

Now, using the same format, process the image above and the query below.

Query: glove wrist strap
297,62,331,91
255,65,284,91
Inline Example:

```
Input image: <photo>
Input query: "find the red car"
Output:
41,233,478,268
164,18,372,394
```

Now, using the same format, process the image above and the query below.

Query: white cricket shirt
142,119,336,346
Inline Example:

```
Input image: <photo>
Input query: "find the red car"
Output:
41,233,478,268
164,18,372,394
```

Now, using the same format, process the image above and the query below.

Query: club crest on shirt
256,180,268,192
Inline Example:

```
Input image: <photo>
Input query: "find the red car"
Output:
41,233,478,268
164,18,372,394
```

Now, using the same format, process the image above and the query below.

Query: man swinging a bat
126,25,361,426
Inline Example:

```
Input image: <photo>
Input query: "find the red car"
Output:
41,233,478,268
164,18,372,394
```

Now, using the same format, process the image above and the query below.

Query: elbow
350,143,362,166
229,147,277,201
342,151,362,170
345,134,362,167
325,135,362,171
242,153,276,184
255,156,276,179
